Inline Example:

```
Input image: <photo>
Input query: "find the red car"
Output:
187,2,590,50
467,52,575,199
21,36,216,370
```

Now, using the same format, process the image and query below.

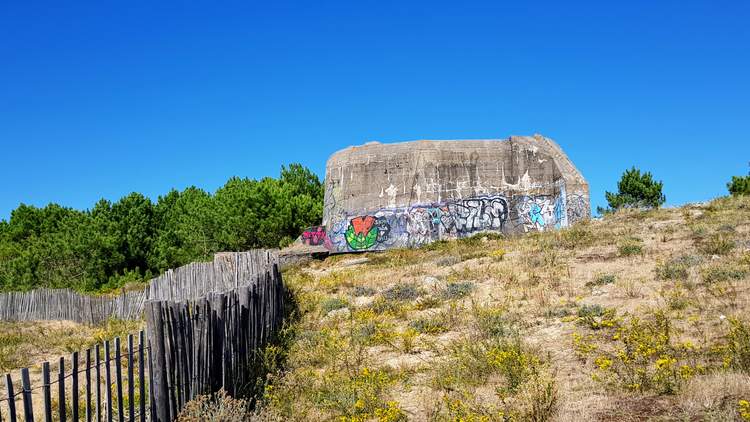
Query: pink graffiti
301,226,328,246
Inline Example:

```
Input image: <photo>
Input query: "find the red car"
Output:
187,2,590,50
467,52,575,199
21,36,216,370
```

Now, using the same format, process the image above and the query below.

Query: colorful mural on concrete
318,187,578,253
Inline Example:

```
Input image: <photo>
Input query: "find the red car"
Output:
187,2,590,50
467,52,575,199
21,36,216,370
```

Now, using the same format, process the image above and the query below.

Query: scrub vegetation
251,195,750,421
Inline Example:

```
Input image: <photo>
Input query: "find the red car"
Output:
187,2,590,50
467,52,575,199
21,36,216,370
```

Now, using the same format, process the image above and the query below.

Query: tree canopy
0,164,323,292
602,167,666,212
727,175,750,197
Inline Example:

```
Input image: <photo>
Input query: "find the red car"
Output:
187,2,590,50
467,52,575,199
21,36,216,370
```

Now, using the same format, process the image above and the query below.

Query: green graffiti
345,224,379,250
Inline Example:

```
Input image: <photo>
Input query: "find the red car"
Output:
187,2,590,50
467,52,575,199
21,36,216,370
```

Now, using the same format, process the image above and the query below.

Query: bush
576,305,617,330
320,296,349,314
382,282,422,302
440,281,475,300
472,304,515,338
352,285,376,297
576,311,704,394
602,167,666,212
701,263,748,284
655,255,702,281
728,175,750,196
618,237,643,257
699,233,736,256
586,273,617,287
724,318,750,373
178,389,249,422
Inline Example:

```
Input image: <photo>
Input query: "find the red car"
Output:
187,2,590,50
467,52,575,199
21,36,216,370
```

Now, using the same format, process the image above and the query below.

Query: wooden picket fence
145,263,284,422
1,250,285,421
0,289,148,325
147,250,277,302
0,250,279,325
0,330,150,422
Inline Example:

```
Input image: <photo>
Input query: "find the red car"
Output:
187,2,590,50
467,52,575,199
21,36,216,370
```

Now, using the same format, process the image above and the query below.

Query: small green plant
699,233,736,256
656,256,693,281
586,273,616,287
723,318,750,373
472,304,515,339
399,328,419,354
177,389,249,421
739,399,750,421
618,237,643,257
382,282,421,302
576,305,617,330
701,262,748,284
409,315,448,334
441,281,474,300
352,285,377,297
320,296,349,314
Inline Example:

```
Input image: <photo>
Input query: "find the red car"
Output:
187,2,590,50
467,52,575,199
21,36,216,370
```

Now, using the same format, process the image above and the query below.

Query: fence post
115,337,124,422
58,357,66,422
127,334,134,422
86,349,92,422
20,368,33,422
42,362,52,422
105,341,112,422
138,331,146,422
95,344,101,422
72,352,79,422
4,373,16,422
145,301,169,422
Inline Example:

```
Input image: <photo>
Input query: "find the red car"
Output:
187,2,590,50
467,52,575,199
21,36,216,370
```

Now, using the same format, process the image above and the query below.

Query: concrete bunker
304,135,589,252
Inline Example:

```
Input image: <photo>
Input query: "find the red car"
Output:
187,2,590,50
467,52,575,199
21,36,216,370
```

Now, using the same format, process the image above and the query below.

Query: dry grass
254,196,750,421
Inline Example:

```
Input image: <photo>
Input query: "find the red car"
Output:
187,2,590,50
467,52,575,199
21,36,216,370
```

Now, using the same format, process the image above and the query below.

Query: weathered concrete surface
319,134,589,252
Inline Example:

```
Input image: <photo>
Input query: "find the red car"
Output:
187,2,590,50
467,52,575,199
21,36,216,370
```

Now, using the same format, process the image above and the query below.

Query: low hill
256,196,750,421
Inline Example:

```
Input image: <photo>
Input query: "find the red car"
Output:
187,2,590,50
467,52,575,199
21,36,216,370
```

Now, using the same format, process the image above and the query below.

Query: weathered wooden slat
95,345,101,422
104,341,112,422
115,338,124,422
86,349,92,422
20,368,33,422
5,373,16,422
137,331,146,422
58,357,66,422
42,362,52,422
127,335,134,422
70,352,79,421
145,302,169,422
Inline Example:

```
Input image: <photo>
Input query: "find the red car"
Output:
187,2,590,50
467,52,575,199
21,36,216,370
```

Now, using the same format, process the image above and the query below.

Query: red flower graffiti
350,216,375,236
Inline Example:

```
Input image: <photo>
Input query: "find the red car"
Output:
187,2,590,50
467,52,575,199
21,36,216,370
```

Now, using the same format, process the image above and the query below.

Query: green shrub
699,233,736,256
409,315,448,334
576,305,617,330
655,255,701,280
602,167,666,212
472,304,515,338
701,263,748,284
320,296,349,314
178,389,249,421
441,281,474,300
724,318,750,373
727,175,750,196
586,273,616,287
618,237,643,257
382,282,421,302
352,285,376,297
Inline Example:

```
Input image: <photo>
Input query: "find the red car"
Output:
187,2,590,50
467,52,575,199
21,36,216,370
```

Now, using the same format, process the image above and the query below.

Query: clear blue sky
1,1,748,219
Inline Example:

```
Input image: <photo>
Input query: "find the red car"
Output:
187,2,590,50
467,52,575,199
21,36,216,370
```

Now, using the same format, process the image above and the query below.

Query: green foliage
602,167,666,212
727,175,750,196
440,281,475,299
617,237,644,257
0,164,323,292
586,273,616,288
